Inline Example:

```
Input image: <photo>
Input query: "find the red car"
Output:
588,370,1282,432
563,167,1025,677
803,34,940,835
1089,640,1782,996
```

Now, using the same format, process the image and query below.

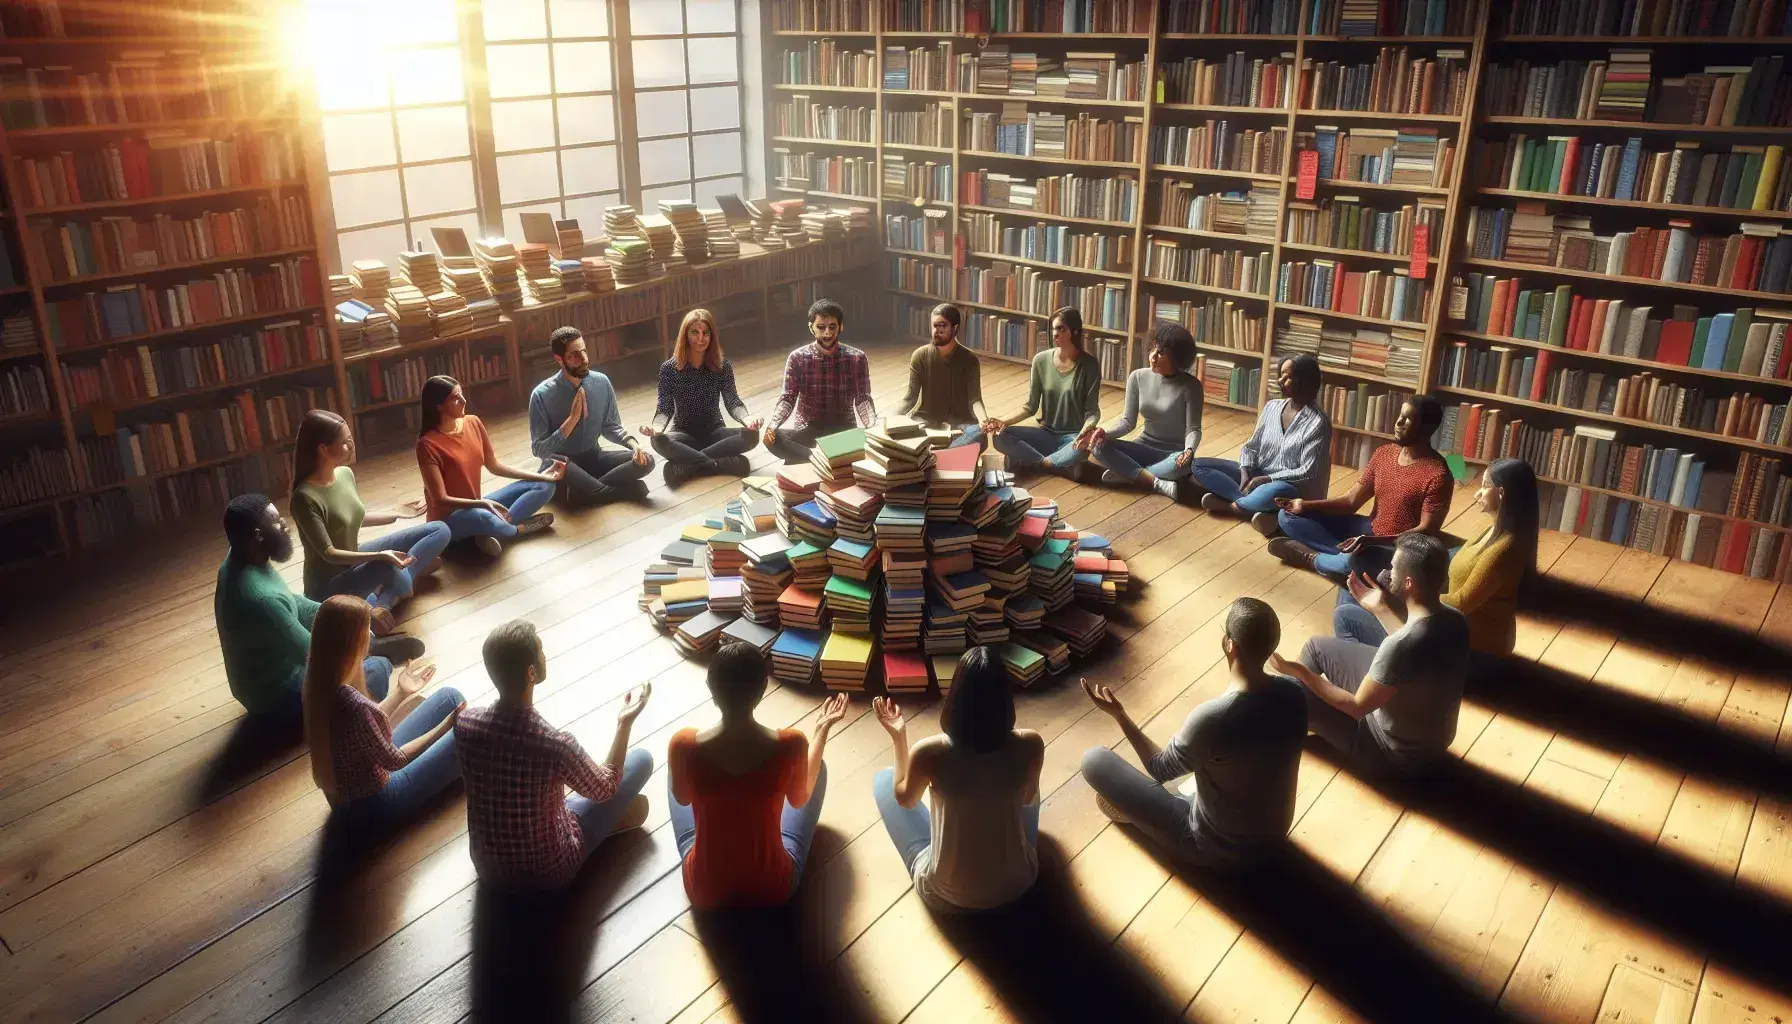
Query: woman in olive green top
988,307,1102,474
290,410,452,611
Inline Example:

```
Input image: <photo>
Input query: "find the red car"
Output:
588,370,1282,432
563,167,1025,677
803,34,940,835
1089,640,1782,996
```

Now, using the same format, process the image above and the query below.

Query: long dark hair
941,646,1015,754
293,409,348,484
1484,458,1540,589
419,375,460,437
1050,306,1084,352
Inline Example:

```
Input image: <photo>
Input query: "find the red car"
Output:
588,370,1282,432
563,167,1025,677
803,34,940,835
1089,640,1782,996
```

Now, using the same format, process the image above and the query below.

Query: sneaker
1200,492,1235,516
1267,537,1318,571
663,462,689,488
368,632,426,664
1250,511,1281,538
472,535,503,557
1100,470,1129,486
1151,478,1179,499
1095,794,1132,825
514,512,555,537
612,794,650,833
716,454,751,477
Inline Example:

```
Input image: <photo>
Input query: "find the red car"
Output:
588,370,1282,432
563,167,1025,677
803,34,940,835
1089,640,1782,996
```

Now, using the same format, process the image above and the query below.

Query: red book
1463,403,1484,455
1656,320,1696,365
1566,295,1590,350
1558,137,1580,193
1499,279,1522,336
1530,350,1552,402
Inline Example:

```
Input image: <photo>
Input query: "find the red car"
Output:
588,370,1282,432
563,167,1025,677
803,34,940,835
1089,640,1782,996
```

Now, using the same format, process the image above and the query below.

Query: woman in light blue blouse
1189,353,1333,535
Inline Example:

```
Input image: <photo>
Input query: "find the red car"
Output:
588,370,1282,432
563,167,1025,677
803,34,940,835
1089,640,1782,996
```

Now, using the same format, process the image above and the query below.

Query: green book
1737,152,1764,210
1546,285,1573,347
824,575,872,601
787,540,825,561
1690,316,1713,366
996,642,1044,671
815,428,867,460
1725,307,1754,373
1544,139,1568,196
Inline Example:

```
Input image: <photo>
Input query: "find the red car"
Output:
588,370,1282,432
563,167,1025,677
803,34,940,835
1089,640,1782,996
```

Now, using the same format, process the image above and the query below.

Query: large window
303,0,747,270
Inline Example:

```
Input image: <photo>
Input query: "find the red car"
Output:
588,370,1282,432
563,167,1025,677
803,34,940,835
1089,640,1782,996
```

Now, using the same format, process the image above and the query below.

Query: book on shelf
12,130,302,210
881,154,952,204
1159,52,1295,108
1149,121,1286,176
0,444,76,510
960,170,1138,224
1485,50,1790,128
1283,195,1445,256
1163,0,1301,34
775,95,875,142
1300,124,1455,188
1275,259,1432,323
1275,312,1424,383
1500,0,1792,38
778,41,877,88
1143,235,1272,294
26,196,312,282
0,51,281,130
1297,47,1471,116
1322,381,1412,435
963,0,1152,33
963,213,1133,272
771,0,872,31
1152,180,1279,236
1472,136,1791,214
59,317,329,407
884,210,952,255
0,362,52,419
43,255,321,349
957,47,1149,102
957,261,1130,330
1306,0,1474,35
1149,293,1267,353
962,105,1144,163
1196,354,1261,406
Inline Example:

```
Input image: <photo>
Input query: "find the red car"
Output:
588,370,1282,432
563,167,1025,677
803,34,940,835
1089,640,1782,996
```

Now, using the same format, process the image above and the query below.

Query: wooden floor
1,335,1789,1024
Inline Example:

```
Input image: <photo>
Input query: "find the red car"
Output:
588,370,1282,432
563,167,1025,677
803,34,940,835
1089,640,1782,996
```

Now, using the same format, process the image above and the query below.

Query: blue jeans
1277,511,1373,578
946,422,984,450
994,426,1086,471
872,766,1040,874
1092,437,1190,482
257,655,392,725
333,686,465,835
307,521,453,609
443,480,555,542
1189,458,1300,514
669,761,828,898
570,747,655,857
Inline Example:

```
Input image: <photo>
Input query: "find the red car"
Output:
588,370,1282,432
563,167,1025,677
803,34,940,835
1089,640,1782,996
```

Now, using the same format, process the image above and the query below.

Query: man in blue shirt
528,327,655,506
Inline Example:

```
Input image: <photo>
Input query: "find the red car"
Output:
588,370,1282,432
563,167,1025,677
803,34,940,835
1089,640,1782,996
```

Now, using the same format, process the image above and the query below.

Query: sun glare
287,0,466,111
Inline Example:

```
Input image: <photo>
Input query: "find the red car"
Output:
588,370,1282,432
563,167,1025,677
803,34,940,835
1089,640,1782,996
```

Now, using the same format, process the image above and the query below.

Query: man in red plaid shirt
455,619,654,889
763,298,876,463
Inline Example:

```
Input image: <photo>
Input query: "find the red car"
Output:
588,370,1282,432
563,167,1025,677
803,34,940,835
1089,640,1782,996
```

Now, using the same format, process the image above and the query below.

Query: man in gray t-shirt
1276,532,1469,769
1080,598,1308,865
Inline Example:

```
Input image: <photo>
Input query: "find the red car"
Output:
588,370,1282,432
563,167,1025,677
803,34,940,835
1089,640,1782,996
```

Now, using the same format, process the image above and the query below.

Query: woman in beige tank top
872,647,1045,911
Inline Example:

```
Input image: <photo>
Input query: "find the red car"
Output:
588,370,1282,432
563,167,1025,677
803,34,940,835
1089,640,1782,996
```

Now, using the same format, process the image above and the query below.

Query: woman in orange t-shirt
415,376,566,557
668,642,848,908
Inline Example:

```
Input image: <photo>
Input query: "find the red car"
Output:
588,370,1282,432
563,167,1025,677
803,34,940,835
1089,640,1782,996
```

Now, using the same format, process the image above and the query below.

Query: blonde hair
673,308,723,371
302,595,374,803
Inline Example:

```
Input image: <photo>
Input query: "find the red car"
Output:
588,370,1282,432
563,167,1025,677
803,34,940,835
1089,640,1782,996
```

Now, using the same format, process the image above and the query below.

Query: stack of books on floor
817,483,881,542
1005,593,1045,630
674,609,731,656
707,576,743,617
640,561,707,610
996,641,1046,686
824,574,874,634
809,428,866,489
827,537,878,581
928,444,980,519
820,631,873,690
882,578,925,649
740,534,793,625
1046,606,1107,658
1014,629,1070,676
967,591,1011,645
1028,538,1076,611
788,539,831,587
771,627,822,684
875,502,927,556
778,583,827,631
931,655,961,690
708,530,748,577
858,417,934,494
924,602,968,654
883,651,929,694
652,578,710,629
1072,548,1129,603
722,617,778,656
786,499,838,548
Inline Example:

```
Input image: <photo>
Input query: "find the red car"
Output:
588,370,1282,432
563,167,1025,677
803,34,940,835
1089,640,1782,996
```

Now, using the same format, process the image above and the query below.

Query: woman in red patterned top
303,595,465,834
1269,396,1453,581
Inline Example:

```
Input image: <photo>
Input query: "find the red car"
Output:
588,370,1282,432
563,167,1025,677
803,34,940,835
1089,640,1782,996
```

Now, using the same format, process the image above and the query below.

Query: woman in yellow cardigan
1332,457,1538,657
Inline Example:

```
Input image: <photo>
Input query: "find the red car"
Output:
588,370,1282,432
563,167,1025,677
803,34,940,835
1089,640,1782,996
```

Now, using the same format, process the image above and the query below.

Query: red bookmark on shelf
1295,150,1318,200
1409,223,1429,279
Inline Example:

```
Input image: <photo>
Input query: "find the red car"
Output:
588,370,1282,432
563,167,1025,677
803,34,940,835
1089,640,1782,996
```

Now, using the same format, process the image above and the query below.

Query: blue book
100,292,134,339
1652,449,1681,503
1077,535,1111,551
1313,127,1338,180
1700,313,1734,371
1073,572,1104,587
829,538,873,561
1608,500,1632,545
791,500,836,527
771,627,823,660
1616,138,1644,201
943,570,989,591
1680,459,1704,508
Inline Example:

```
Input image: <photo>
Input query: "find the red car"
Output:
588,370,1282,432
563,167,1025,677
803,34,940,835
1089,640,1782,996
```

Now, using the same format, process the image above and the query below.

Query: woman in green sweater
988,307,1102,474
290,410,452,612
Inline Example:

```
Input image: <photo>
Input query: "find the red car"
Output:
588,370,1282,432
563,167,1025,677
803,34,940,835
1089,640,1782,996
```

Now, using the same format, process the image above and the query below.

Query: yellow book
680,521,721,544
660,580,710,605
1754,145,1783,211
820,630,873,666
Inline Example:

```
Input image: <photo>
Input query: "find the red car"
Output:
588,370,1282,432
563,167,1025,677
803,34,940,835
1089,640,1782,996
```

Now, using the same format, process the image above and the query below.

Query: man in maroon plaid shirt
763,298,876,463
455,620,654,889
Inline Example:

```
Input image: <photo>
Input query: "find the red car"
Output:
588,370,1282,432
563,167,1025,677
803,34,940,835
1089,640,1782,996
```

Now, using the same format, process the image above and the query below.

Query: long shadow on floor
684,903,876,1024
1526,576,1790,675
1121,833,1516,1023
927,837,1197,1024
1314,743,1792,999
193,715,302,807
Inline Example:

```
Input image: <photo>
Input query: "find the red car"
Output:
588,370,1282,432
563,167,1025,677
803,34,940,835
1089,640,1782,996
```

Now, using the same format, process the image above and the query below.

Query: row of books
1322,381,1412,436
1455,274,1792,379
1149,293,1268,352
885,210,951,254
1484,54,1786,128
1442,344,1791,447
771,0,873,30
0,55,279,129
967,0,1154,33
0,361,52,419
1464,204,1792,295
1153,181,1279,237
1199,355,1262,406
1143,236,1273,295
774,97,874,142
889,254,954,295
1148,122,1285,176
1284,195,1444,257
1159,53,1295,109
960,170,1138,224
1498,0,1792,37
777,41,877,88
69,447,297,547
27,196,311,283
1307,0,1476,35
963,214,1134,272
1298,47,1472,116
881,155,952,203
1472,137,1788,214
1275,313,1425,384
885,101,953,148
963,106,1144,163
45,255,321,350
60,318,329,408
962,49,1149,102
0,444,74,510
348,349,508,412
958,261,1131,329
1274,260,1432,324
12,130,303,210
1163,0,1301,34
84,386,330,487
1094,335,1135,382
884,43,955,91
881,0,963,33
962,310,1041,359
1304,124,1455,188
773,150,876,197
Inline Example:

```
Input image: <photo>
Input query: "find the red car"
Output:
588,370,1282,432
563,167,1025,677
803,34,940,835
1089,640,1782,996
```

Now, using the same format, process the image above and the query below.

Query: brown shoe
1267,537,1318,571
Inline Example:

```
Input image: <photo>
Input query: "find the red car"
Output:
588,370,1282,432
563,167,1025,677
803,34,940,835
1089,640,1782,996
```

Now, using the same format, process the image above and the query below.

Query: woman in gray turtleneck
1089,321,1203,498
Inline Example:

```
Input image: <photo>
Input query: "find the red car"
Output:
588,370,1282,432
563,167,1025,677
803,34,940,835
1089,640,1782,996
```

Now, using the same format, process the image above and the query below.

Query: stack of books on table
883,651,930,694
882,579,925,649
788,539,831,588
928,444,980,520
704,210,740,257
924,602,968,654
771,627,822,685
475,238,523,307
824,574,874,634
552,218,585,259
1046,605,1107,657
996,641,1046,687
641,215,681,270
809,428,867,489
778,584,827,631
467,298,503,331
674,609,732,656
826,537,879,582
1013,629,1070,675
335,299,388,352
770,199,808,247
385,284,432,342
397,251,442,297
721,617,779,656
707,577,744,617
519,243,564,304
817,482,881,542
661,200,710,263
427,289,471,337
350,259,389,304
444,265,492,302
820,631,873,691
553,259,586,293
606,238,651,285
581,256,617,292
604,205,644,242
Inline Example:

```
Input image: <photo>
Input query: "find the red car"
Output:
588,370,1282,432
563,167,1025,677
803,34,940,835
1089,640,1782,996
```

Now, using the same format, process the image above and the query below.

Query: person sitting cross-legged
1275,532,1470,774
900,303,994,449
215,494,425,725
1269,394,1451,582
642,308,762,487
1089,320,1204,499
872,646,1045,911
1190,353,1331,535
1079,597,1308,867
528,326,655,506
987,306,1101,477
455,619,654,890
420,375,564,557
763,299,876,464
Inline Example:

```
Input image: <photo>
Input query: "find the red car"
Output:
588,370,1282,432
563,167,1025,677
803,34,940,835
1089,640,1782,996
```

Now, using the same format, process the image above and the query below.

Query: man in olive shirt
900,304,997,450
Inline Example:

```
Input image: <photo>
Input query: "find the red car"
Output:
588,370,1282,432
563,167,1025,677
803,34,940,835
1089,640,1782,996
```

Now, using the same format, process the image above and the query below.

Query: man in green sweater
900,304,996,450
214,494,424,723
